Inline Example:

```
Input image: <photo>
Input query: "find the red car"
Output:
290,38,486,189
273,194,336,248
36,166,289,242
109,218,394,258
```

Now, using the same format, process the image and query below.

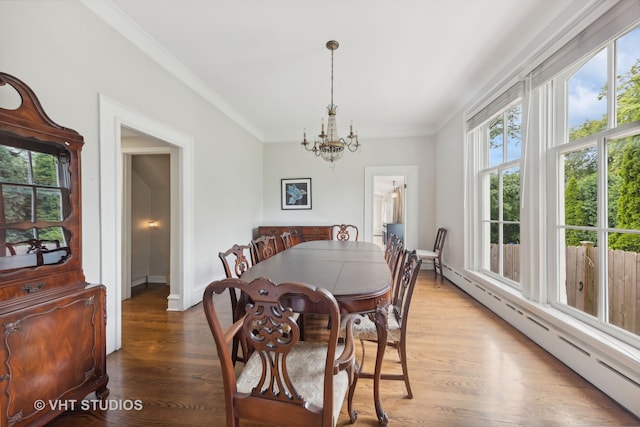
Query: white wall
262,136,438,249
1,0,264,278
1,1,264,350
434,113,466,269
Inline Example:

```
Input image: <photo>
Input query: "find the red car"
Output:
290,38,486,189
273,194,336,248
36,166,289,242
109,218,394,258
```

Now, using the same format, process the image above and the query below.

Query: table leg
372,300,389,426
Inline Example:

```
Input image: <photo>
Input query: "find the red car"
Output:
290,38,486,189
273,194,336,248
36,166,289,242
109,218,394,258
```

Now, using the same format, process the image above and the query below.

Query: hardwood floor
50,273,640,426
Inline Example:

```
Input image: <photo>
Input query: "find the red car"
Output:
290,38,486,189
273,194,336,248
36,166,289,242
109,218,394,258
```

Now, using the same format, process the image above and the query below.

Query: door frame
99,94,194,354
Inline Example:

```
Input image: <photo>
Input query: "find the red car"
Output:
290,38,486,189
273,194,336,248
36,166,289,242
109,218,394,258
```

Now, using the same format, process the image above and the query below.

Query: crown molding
79,0,264,141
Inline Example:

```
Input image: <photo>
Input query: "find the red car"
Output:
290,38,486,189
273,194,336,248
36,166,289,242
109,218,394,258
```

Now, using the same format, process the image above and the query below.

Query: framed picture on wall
281,178,312,210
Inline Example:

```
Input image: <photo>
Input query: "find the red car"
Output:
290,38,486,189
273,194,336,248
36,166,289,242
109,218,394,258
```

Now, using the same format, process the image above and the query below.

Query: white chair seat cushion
237,341,348,423
339,307,401,342
416,249,438,259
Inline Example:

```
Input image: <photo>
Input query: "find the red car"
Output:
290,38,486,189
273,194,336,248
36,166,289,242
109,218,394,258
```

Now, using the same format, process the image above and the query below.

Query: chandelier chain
330,46,334,107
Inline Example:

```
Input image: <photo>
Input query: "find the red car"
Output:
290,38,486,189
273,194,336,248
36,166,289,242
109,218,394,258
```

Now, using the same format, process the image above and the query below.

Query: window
466,4,640,350
554,25,640,342
470,101,523,288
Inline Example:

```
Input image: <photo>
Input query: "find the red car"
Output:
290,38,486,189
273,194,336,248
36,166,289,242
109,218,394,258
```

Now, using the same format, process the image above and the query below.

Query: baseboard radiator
442,265,640,418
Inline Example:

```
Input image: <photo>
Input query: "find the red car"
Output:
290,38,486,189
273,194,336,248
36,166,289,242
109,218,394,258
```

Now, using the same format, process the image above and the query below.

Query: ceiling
88,0,594,143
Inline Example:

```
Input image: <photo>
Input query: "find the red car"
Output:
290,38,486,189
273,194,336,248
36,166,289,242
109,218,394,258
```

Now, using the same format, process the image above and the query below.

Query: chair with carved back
417,227,447,278
332,224,359,241
281,231,294,249
384,233,398,263
389,245,407,305
340,249,422,399
251,235,306,339
218,243,256,364
251,235,278,263
203,277,359,427
387,237,404,282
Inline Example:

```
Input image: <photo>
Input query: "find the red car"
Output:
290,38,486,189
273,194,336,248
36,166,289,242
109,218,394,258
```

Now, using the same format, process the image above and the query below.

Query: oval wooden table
241,240,392,426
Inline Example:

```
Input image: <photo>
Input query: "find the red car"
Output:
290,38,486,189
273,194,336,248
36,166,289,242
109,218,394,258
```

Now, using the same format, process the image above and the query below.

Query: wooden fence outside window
491,243,639,335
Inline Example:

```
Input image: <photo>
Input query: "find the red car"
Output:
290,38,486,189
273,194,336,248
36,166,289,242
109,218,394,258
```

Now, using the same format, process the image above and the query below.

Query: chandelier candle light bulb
301,40,361,166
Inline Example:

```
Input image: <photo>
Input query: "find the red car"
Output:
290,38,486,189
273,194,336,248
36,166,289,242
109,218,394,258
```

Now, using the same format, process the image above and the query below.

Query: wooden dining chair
203,277,359,427
251,235,278,262
332,224,358,241
218,244,255,279
341,249,422,399
251,235,306,340
384,233,398,262
387,237,404,279
417,227,447,278
280,231,294,249
218,243,256,365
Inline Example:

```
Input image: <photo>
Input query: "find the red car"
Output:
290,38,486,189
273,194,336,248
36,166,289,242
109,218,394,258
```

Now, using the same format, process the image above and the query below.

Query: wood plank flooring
50,272,640,426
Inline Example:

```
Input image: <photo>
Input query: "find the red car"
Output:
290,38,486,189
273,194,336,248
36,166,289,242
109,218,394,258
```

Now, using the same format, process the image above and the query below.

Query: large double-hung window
553,25,640,341
483,106,522,285
467,85,523,289
466,1,640,348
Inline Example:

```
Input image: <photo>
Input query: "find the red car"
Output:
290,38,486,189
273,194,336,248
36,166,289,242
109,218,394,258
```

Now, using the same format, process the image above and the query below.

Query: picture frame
281,178,312,210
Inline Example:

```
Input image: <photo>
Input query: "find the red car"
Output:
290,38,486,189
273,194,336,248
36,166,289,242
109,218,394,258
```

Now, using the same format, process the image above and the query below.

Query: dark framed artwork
281,178,312,210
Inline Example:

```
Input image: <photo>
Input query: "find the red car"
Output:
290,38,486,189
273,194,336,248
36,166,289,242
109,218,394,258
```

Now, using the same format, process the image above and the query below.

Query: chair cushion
340,308,401,342
237,341,348,424
416,249,438,259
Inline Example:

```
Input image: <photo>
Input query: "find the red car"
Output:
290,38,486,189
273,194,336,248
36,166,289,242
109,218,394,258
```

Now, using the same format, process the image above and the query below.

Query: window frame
548,29,640,347
468,101,524,289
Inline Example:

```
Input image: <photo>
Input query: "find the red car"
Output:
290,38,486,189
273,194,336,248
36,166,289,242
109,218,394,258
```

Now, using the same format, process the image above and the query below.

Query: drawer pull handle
22,282,45,293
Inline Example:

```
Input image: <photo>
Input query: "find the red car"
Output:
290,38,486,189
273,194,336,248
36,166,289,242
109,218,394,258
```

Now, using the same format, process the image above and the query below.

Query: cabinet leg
96,385,110,400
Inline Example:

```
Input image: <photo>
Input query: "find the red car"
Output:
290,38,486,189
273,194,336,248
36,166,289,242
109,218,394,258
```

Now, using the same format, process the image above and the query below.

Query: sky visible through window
568,26,640,129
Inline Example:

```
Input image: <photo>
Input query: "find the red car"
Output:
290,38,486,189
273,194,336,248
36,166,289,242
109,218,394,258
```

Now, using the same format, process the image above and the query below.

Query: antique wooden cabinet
0,72,108,426
257,225,332,252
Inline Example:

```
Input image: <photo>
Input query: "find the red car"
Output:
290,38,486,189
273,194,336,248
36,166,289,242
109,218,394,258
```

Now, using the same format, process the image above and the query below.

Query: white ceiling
88,0,594,143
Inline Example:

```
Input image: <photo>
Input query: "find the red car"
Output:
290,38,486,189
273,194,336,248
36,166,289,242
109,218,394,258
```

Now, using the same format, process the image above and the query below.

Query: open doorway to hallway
99,94,195,354
364,165,418,251
372,175,405,248
121,129,173,305
128,152,171,302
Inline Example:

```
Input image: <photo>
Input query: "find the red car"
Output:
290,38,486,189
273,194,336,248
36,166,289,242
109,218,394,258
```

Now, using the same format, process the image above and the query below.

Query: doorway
122,140,171,301
372,176,405,247
364,166,418,251
99,94,195,353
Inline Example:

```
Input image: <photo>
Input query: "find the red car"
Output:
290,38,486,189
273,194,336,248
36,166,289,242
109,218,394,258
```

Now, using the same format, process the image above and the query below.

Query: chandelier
301,40,360,165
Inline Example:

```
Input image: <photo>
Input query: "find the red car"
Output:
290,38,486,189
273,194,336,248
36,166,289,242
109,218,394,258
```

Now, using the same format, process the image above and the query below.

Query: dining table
241,239,392,426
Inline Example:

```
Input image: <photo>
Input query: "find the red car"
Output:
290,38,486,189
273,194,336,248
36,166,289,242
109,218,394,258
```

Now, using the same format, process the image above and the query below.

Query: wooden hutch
0,72,108,426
